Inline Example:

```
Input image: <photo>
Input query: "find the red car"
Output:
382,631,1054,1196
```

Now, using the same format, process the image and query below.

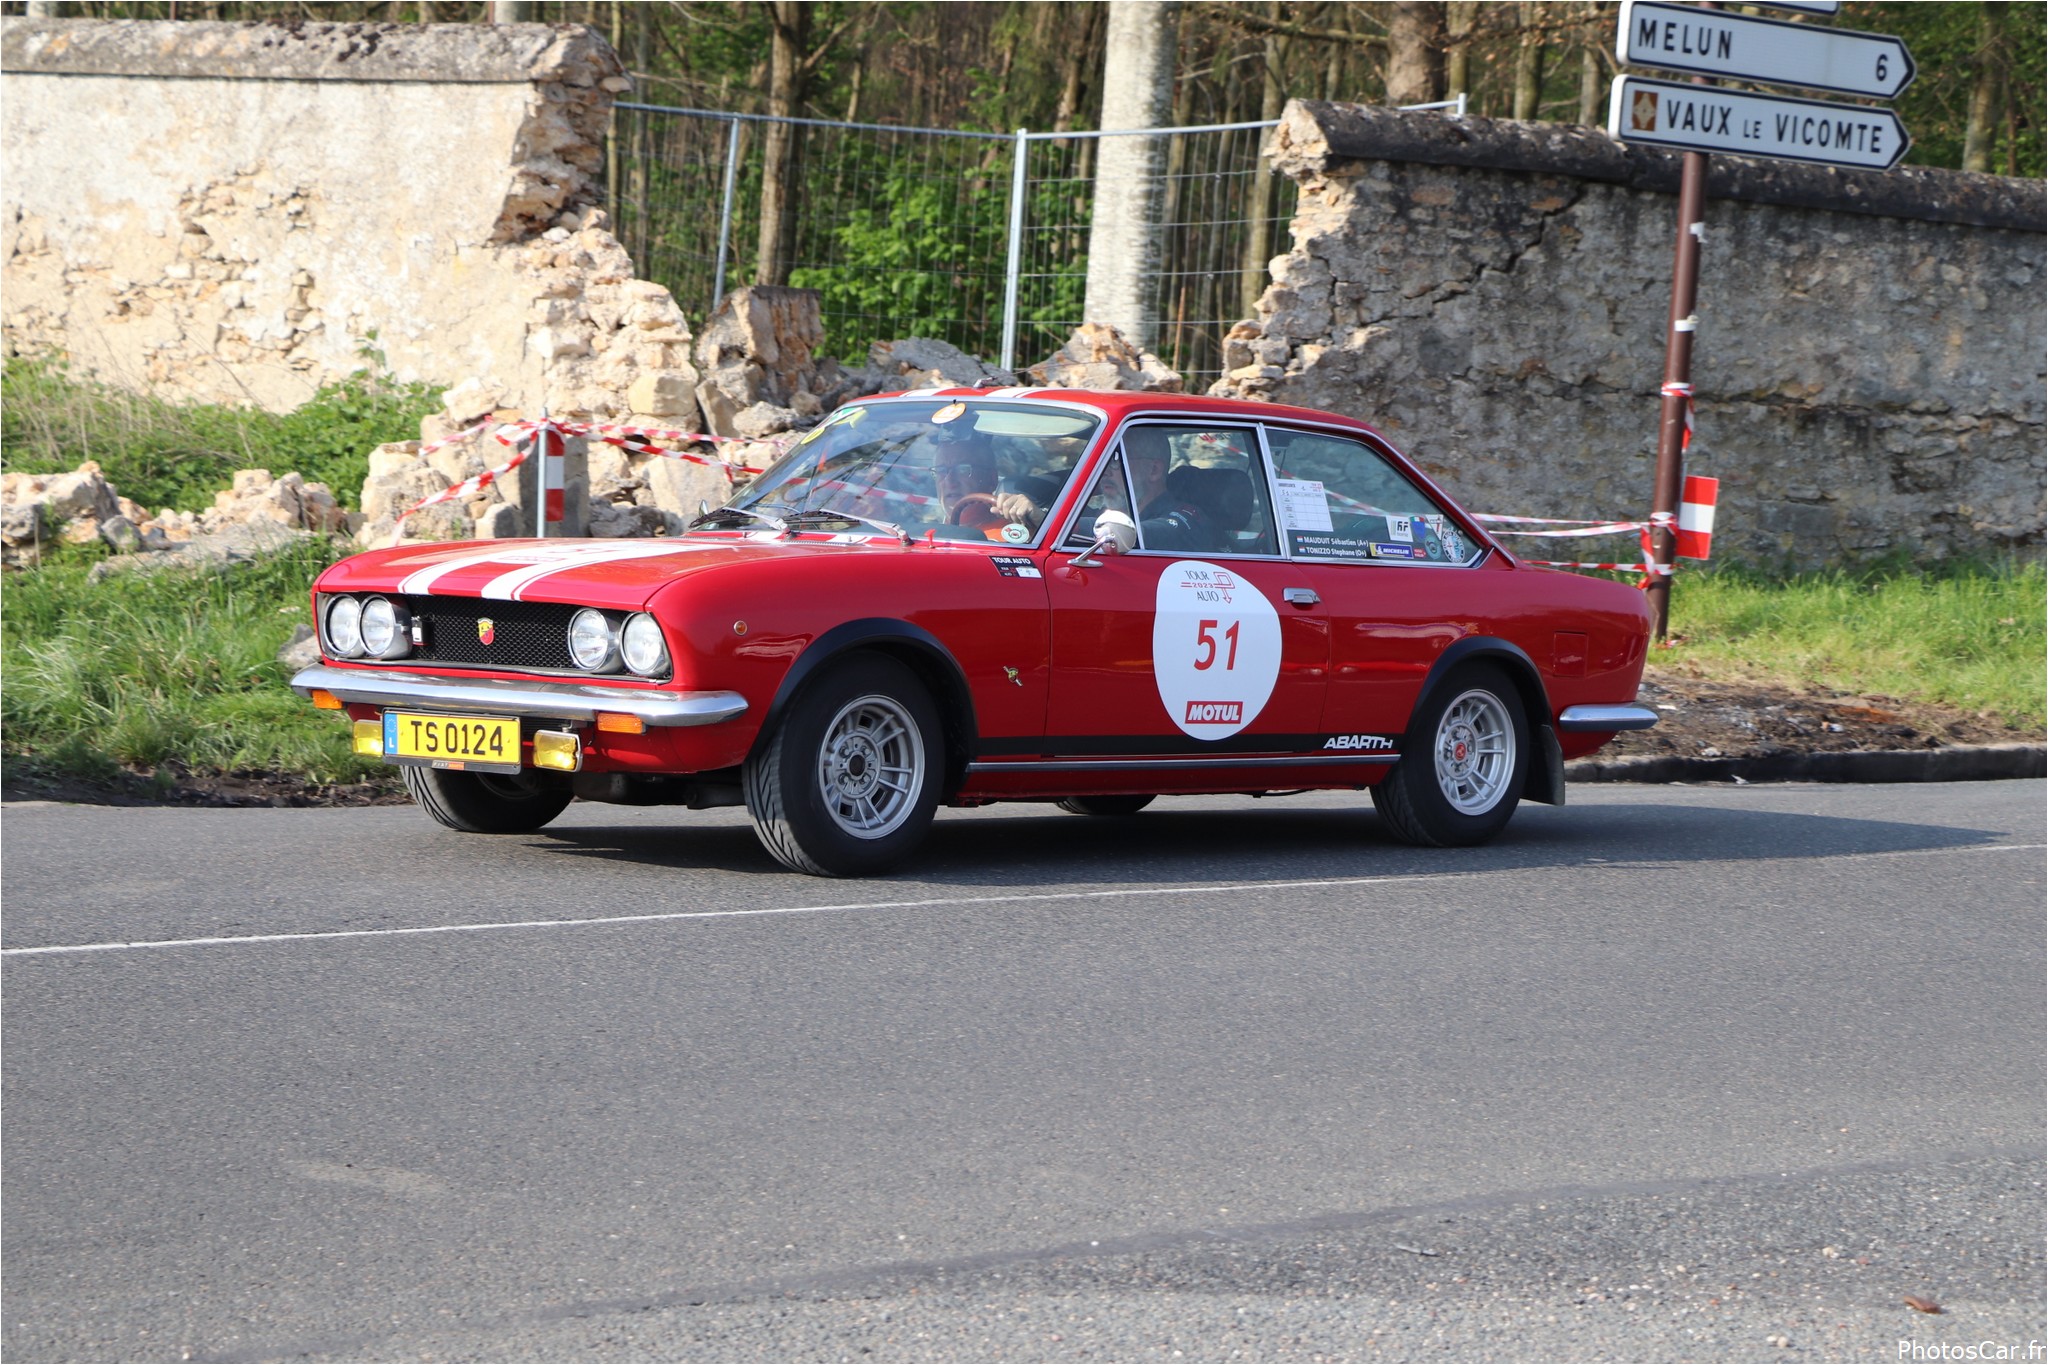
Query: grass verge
1,540,376,788
1,356,439,513
1664,558,2046,730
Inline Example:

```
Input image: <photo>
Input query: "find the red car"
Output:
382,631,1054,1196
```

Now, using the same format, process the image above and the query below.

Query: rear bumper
291,665,748,727
1557,703,1660,732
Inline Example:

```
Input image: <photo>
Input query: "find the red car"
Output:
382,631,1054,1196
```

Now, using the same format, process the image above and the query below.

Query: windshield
725,399,1102,545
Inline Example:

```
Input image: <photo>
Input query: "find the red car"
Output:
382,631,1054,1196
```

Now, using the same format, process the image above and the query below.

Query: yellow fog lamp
532,729,583,773
351,720,384,756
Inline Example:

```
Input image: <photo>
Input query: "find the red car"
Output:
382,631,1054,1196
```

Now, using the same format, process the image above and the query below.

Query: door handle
1283,587,1320,606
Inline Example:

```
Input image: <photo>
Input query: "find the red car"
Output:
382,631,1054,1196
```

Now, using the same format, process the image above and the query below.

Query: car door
1042,421,1330,759
1262,424,1489,745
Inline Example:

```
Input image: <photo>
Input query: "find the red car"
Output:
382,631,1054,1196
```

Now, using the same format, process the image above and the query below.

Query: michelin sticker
1152,560,1282,741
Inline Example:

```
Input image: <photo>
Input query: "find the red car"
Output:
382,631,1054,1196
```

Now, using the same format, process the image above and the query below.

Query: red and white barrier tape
397,418,780,524
1662,380,1696,452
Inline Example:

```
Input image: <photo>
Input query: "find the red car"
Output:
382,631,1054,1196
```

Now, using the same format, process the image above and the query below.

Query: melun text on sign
1617,1,1914,100
1608,76,1910,171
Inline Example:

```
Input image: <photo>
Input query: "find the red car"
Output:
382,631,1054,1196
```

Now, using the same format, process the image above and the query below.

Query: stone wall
1219,100,2046,567
1,17,698,433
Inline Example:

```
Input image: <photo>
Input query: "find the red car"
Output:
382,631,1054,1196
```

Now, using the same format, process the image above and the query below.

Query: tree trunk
1512,6,1545,121
1446,2,1479,105
1240,0,1288,316
1083,0,1181,350
1054,2,1102,133
1577,4,1603,126
1963,1,2001,173
756,0,807,287
1385,2,1445,107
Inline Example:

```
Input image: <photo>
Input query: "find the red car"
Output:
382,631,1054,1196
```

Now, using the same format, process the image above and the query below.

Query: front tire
1371,664,1528,847
402,765,572,834
744,654,943,876
1056,795,1156,816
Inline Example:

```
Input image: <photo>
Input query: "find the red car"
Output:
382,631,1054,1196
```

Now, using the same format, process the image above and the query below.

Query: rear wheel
1056,795,1156,817
744,654,942,876
1371,664,1527,847
402,765,572,834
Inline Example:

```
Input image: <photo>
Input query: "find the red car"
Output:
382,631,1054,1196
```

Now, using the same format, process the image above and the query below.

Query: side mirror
1072,509,1137,566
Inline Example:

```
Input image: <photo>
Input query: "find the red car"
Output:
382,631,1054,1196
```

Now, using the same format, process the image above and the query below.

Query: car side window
1122,425,1280,557
1061,451,1135,549
1265,428,1476,565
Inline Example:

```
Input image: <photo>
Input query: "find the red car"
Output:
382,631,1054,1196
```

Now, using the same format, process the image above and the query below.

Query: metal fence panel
607,105,1294,393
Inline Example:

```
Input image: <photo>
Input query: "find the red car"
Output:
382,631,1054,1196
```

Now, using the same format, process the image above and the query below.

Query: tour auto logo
1631,90,1659,132
1152,561,1281,741
477,617,495,646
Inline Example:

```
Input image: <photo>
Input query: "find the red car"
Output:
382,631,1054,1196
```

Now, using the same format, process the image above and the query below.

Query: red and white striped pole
538,418,566,537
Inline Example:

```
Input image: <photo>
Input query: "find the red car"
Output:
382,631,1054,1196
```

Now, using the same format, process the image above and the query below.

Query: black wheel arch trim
1411,636,1561,806
752,618,978,798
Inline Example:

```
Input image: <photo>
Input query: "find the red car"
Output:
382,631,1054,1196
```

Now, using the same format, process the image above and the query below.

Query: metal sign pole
1648,147,1705,642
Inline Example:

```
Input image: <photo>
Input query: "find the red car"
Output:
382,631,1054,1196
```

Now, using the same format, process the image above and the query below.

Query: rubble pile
2,295,1189,561
1,461,350,567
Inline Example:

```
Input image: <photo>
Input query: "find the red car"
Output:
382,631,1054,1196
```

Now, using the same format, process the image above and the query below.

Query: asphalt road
4,781,2043,1363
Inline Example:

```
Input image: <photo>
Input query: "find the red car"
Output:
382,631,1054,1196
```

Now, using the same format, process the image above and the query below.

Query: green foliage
1,357,438,515
0,540,377,784
1669,557,2047,728
1851,1,2045,176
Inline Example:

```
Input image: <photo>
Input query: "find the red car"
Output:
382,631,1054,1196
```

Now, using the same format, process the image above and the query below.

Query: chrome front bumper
1557,703,1660,732
291,665,748,727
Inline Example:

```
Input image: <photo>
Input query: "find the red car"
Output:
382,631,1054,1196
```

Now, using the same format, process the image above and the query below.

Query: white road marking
3,842,2039,959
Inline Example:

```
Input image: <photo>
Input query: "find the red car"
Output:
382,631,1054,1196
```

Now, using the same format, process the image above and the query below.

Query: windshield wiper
781,508,912,545
689,505,788,533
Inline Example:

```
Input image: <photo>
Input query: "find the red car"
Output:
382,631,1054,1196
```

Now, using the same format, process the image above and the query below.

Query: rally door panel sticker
1151,560,1282,741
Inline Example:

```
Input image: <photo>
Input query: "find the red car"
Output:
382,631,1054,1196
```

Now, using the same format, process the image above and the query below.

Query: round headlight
567,608,617,671
325,595,363,658
620,613,670,677
360,597,411,660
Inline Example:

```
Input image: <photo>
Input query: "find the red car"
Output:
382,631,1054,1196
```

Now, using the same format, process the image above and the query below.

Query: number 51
1194,618,1239,670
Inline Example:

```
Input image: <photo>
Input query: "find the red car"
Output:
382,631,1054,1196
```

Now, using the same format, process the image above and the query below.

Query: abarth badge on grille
477,617,495,646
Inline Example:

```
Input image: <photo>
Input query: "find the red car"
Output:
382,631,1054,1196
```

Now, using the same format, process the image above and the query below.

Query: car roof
860,386,1390,441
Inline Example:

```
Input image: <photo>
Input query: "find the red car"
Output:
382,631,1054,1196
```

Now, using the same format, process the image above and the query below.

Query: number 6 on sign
1153,561,1281,740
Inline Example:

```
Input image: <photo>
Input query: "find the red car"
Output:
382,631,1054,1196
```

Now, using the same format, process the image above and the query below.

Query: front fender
752,618,979,798
1409,636,1563,806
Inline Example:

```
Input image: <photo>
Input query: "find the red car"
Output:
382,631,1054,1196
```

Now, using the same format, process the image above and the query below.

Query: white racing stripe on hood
396,542,596,596
480,541,708,601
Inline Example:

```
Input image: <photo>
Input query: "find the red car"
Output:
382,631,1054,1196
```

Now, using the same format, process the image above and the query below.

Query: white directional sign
1619,0,1915,100
1753,1,1839,12
1608,76,1910,170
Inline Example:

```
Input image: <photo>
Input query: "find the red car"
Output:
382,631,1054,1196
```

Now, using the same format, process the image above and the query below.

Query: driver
932,432,1004,534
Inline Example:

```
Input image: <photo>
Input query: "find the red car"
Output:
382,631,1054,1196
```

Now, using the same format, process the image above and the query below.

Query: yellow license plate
383,711,521,773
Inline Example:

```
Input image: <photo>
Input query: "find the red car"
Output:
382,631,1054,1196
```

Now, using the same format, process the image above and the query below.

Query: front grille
409,597,577,671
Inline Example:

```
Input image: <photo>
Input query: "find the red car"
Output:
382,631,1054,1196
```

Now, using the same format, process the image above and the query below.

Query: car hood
314,534,922,611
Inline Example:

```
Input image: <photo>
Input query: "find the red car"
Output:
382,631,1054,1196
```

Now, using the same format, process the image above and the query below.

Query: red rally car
292,390,1657,875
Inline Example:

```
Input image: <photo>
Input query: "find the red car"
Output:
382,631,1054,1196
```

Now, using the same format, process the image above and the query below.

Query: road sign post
1608,0,1913,637
1648,151,1706,640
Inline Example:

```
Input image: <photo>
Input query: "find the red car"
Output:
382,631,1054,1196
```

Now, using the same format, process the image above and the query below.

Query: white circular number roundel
1151,560,1282,740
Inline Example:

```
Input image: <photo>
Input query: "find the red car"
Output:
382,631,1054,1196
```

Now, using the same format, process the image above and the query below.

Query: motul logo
1185,700,1242,724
